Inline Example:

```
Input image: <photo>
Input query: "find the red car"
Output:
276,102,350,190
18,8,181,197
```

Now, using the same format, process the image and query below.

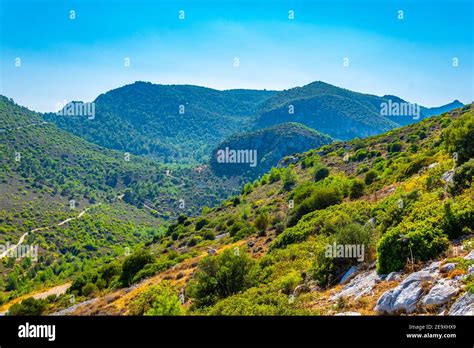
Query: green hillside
255,81,463,139
210,122,332,179
44,82,276,164
0,96,242,304
13,104,471,316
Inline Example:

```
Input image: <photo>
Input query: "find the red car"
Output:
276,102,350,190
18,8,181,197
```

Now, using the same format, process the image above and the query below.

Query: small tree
314,166,330,182
8,298,47,316
387,142,403,153
120,249,155,286
349,179,365,199
254,212,270,234
130,282,184,316
364,170,378,185
186,248,259,308
282,167,297,191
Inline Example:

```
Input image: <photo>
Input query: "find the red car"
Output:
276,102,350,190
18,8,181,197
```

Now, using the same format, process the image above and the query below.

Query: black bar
0,316,471,347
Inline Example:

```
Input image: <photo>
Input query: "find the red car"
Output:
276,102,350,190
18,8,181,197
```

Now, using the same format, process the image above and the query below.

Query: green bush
311,223,373,287
120,249,155,286
376,222,449,274
449,159,474,195
349,179,365,199
282,167,297,191
195,218,209,231
269,167,281,183
442,200,474,239
130,282,184,316
314,166,330,182
233,226,257,241
287,186,342,227
82,282,98,296
387,142,403,153
443,111,474,164
351,149,368,161
8,297,48,316
254,212,270,232
205,287,306,315
241,182,254,195
364,170,378,185
186,248,259,308
202,230,215,241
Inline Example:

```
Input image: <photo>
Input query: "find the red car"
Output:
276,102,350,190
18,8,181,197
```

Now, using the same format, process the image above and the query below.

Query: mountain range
43,81,463,166
0,81,470,317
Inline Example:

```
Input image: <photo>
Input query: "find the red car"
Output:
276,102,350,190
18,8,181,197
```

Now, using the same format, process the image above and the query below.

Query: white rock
448,292,474,316
386,271,403,281
375,267,437,314
392,281,423,313
422,279,459,306
464,250,474,260
403,270,437,284
331,270,378,301
440,263,457,273
339,265,359,285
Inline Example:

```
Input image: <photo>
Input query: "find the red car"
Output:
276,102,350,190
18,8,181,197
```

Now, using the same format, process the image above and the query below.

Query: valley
0,85,471,316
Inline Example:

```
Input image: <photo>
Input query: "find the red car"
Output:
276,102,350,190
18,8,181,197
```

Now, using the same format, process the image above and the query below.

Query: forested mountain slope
44,82,276,163
10,105,471,317
210,122,332,179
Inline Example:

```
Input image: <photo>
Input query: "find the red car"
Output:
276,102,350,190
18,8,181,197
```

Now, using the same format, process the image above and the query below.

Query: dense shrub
130,282,184,316
311,223,373,287
443,111,474,164
449,159,474,195
387,142,403,153
287,187,342,227
186,248,259,308
442,200,474,239
82,282,98,296
314,166,330,182
233,226,257,241
376,222,449,274
205,288,307,315
241,182,254,195
364,170,378,185
254,212,270,233
195,218,209,231
8,297,47,316
282,167,297,191
120,249,155,286
351,149,368,161
349,179,365,199
268,167,282,183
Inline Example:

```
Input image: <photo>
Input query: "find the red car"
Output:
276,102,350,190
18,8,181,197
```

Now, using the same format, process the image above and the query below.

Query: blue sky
0,0,472,112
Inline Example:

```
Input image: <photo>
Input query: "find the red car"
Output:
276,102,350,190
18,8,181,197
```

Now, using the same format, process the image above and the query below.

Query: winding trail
0,204,101,259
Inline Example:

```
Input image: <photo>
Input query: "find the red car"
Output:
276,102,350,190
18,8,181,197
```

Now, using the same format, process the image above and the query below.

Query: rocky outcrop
331,270,380,301
440,263,457,273
385,271,403,282
339,265,359,285
375,263,439,314
421,279,458,306
448,292,474,316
